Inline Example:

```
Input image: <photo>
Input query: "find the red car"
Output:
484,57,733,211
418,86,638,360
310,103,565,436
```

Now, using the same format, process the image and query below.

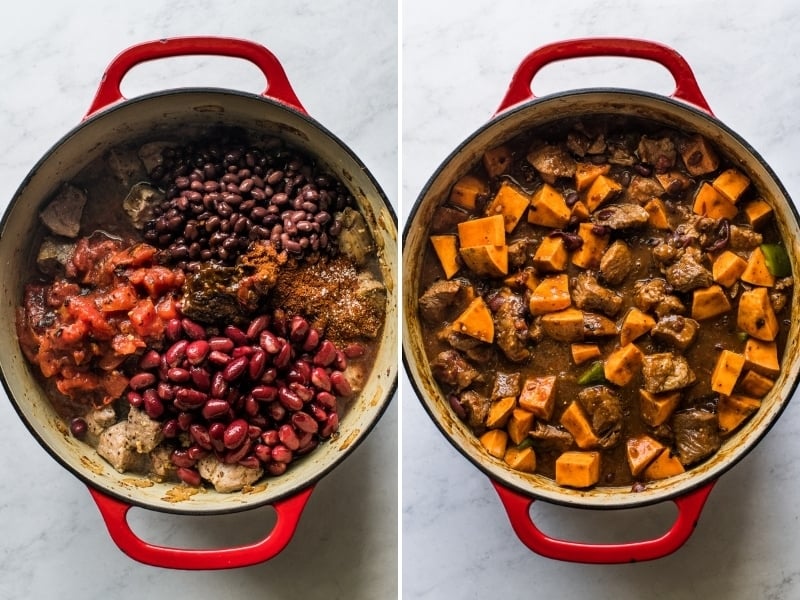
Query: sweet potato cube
655,170,692,194
740,247,776,287
639,389,681,427
718,394,761,434
738,370,775,398
449,174,487,211
528,184,571,229
571,200,590,221
541,308,585,342
459,244,508,277
582,312,618,338
712,168,750,204
483,144,513,178
571,343,601,365
507,408,535,445
571,222,609,269
574,162,611,191
430,235,460,279
711,350,746,396
743,338,780,377
743,199,773,229
518,375,557,420
691,285,732,320
603,343,643,387
619,308,656,347
559,401,599,449
555,451,601,488
693,182,738,220
457,214,506,248
486,182,530,233
584,174,622,212
643,198,671,229
528,274,572,315
712,250,748,287
532,235,568,272
504,267,539,292
479,429,508,459
626,434,665,477
486,396,517,429
680,134,720,176
451,296,494,343
737,287,779,341
504,446,537,473
643,449,685,480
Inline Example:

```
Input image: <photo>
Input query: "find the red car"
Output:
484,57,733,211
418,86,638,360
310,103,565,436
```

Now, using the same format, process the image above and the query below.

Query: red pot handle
88,485,313,569
496,37,712,117
491,479,715,563
85,36,306,119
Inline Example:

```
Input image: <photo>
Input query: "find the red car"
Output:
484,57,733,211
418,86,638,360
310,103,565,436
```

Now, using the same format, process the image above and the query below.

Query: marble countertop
0,1,396,599
402,1,800,599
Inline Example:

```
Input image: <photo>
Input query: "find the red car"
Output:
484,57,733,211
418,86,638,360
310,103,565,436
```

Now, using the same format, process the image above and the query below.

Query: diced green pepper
736,331,749,342
577,360,606,385
515,438,534,450
760,243,791,277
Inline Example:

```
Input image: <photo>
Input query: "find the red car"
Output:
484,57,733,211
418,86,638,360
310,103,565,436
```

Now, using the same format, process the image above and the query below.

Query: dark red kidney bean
223,419,249,449
208,350,232,367
244,395,259,417
267,171,284,185
251,385,277,402
278,386,303,411
208,336,235,353
321,411,339,437
342,343,366,359
249,348,266,380
259,330,281,354
224,325,248,346
143,390,165,419
448,395,467,420
157,381,176,401
268,401,286,422
185,340,210,365
224,439,252,464
175,387,208,410
279,424,300,451
297,436,319,456
222,355,249,382
177,467,202,487
181,318,206,340
189,424,213,450
292,411,319,434
171,449,196,468
162,419,179,438
167,367,191,383
330,371,353,396
165,339,189,367
302,328,320,352
190,367,211,391
254,443,272,463
139,349,161,370
232,345,255,359
209,421,226,441
238,455,261,470
248,424,262,440
310,367,331,392
166,318,183,341
271,444,293,464
177,411,193,431
293,360,311,383
289,316,309,342
210,372,228,399
289,382,314,403
313,340,337,367
261,429,280,447
315,391,337,410
247,315,270,340
260,367,278,384
309,402,328,422
187,445,208,461
69,417,88,439
268,462,287,476
127,391,143,408
202,398,230,420
274,343,292,369
334,351,347,371
129,372,156,391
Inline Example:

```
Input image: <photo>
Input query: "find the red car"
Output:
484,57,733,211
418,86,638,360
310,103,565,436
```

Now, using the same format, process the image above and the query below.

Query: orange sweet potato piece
710,350,746,396
479,429,508,459
528,184,571,229
571,222,609,269
643,198,671,229
743,338,780,377
451,296,494,343
532,235,568,272
693,182,738,220
680,135,720,176
528,274,572,315
483,145,513,178
737,287,779,341
740,247,776,287
718,394,761,434
457,214,505,248
743,199,773,229
430,235,460,279
559,401,599,449
459,244,508,277
712,250,748,287
603,343,643,387
574,162,611,191
639,389,681,427
540,308,585,342
507,408,535,445
486,396,517,429
712,168,750,204
584,174,622,212
626,434,665,477
691,285,732,320
555,451,601,488
737,370,774,398
504,446,537,473
449,174,488,210
571,343,601,365
518,375,557,420
643,449,685,480
619,308,656,347
486,181,530,233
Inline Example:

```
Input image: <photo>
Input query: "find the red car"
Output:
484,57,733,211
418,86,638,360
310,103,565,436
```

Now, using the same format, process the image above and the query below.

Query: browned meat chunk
418,279,463,324
592,203,650,230
529,422,574,451
459,390,490,432
607,137,637,166
197,456,263,493
507,238,529,269
571,272,623,317
728,224,763,251
637,136,677,170
577,386,623,449
336,207,375,267
126,407,164,454
430,350,479,391
123,182,163,230
97,422,141,472
665,248,713,292
40,184,86,238
438,329,485,353
672,409,721,466
149,446,177,482
651,315,700,350
633,278,686,318
491,372,521,401
642,353,696,394
492,288,530,362
526,144,577,184
431,205,470,234
625,175,666,204
582,312,618,338
600,240,632,286
37,238,76,277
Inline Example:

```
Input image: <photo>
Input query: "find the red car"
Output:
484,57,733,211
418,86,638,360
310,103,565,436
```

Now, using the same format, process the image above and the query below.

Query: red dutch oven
402,38,800,563
0,37,397,569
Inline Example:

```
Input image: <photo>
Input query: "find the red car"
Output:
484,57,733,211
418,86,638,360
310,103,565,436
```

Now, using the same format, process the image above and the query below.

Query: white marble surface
402,1,800,598
0,1,396,599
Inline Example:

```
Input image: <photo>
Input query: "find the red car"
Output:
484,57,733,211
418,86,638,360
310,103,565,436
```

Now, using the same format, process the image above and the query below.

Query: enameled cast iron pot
402,38,800,563
0,37,397,570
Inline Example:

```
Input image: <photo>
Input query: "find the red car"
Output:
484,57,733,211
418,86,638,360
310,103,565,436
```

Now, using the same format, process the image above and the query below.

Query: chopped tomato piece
111,333,145,356
96,284,139,312
155,294,181,321
129,298,163,338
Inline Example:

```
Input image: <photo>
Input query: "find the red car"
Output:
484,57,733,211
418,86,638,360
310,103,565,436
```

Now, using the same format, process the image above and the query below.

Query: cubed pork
197,456,263,493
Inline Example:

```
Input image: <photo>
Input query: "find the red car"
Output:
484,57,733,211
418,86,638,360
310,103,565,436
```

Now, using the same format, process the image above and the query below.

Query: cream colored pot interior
403,90,800,509
0,90,397,514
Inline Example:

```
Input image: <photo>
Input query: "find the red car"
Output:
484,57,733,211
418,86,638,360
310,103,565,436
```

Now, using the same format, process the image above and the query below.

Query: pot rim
402,86,799,509
1,86,398,515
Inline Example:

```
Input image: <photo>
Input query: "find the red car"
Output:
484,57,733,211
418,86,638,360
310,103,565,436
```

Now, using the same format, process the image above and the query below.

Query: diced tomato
129,266,184,299
64,295,115,339
109,243,158,268
155,294,181,321
96,284,139,313
128,298,163,338
110,333,145,356
56,371,100,397
101,370,130,398
53,319,89,347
